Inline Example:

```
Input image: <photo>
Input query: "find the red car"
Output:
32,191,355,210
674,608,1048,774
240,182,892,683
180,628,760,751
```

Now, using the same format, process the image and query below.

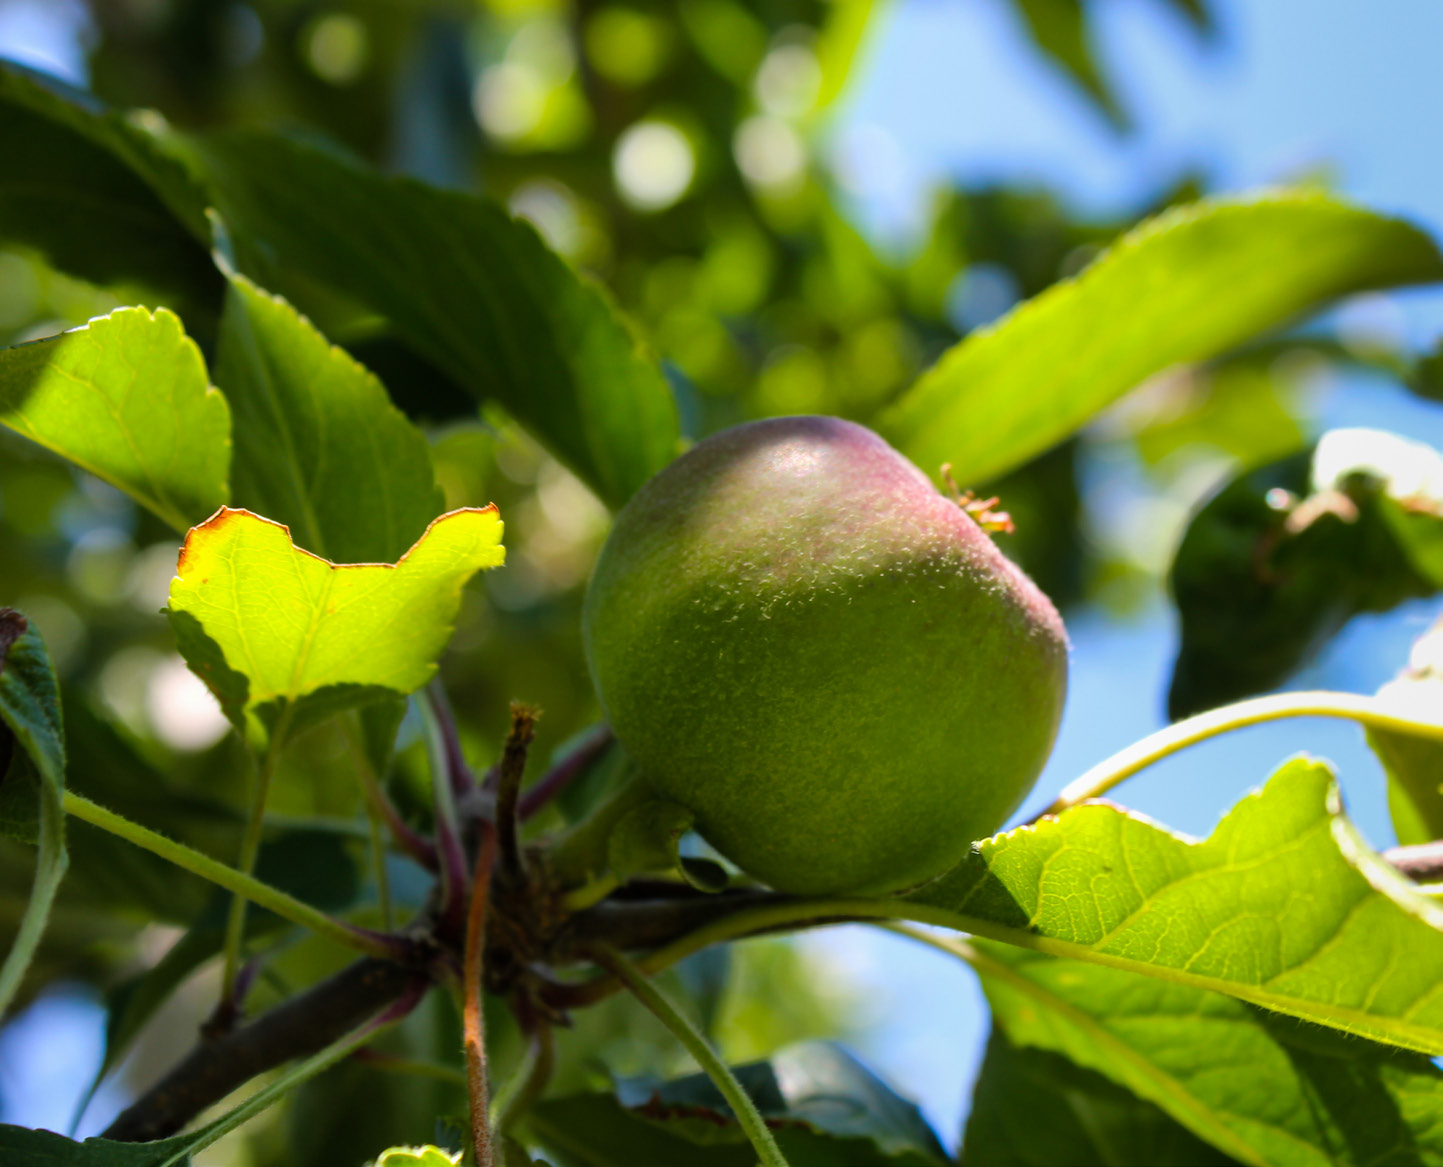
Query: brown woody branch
103,956,425,1143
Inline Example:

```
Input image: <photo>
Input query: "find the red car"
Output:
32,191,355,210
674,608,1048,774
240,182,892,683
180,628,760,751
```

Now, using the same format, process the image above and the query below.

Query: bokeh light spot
613,121,695,211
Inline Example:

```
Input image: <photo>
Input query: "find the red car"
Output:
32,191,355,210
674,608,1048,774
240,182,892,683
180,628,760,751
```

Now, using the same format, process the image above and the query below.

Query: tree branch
103,956,425,1143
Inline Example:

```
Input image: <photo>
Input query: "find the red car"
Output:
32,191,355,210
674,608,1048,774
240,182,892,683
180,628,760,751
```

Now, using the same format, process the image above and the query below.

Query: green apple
582,416,1068,896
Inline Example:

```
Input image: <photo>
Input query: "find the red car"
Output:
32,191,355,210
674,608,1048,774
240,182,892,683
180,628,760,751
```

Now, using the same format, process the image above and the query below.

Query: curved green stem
560,872,621,912
343,714,395,928
590,943,791,1167
418,687,468,930
64,791,400,960
493,1020,555,1134
1036,690,1443,821
223,712,294,1006
354,1050,468,1088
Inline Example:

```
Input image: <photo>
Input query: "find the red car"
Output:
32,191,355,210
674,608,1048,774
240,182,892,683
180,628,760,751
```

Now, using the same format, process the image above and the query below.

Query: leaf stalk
1035,689,1443,820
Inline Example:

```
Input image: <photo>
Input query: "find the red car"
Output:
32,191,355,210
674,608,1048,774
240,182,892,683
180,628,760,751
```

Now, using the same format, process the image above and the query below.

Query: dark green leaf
528,1041,950,1166
0,1125,194,1167
0,61,215,312
879,194,1443,486
905,757,1443,1054
216,272,444,564
1413,338,1443,401
971,940,1443,1166
962,1029,1237,1166
0,609,66,1019
1012,0,1127,130
0,749,39,844
1169,428,1443,717
359,699,408,783
0,307,231,532
189,132,679,508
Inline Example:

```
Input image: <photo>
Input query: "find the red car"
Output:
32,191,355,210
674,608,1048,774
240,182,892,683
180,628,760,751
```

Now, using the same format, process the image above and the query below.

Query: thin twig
496,703,539,881
465,823,499,1167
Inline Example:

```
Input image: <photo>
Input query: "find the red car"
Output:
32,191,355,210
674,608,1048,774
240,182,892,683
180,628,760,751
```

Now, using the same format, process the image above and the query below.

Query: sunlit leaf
970,940,1443,1166
0,307,230,532
1370,616,1443,846
216,271,443,564
0,609,66,1020
166,506,504,735
528,1041,949,1166
0,61,215,311
188,132,679,508
813,0,887,113
370,1148,461,1167
1169,428,1443,717
906,757,1443,1054
879,194,1443,486
962,1028,1238,1166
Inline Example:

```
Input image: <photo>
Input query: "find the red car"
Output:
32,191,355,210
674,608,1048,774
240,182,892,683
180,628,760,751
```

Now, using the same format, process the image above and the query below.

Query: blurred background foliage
5,0,1437,1160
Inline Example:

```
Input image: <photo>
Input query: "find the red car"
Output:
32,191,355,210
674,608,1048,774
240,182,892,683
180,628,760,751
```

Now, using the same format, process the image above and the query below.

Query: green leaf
878,194,1443,485
0,61,215,311
970,941,1443,1167
0,307,231,532
1168,428,1443,717
0,609,66,1021
528,1041,950,1166
371,1149,461,1167
0,1125,195,1167
0,750,40,843
606,797,729,891
189,132,680,508
961,1028,1238,1166
166,506,504,734
906,756,1443,1055
1370,616,1443,846
215,272,444,565
1012,0,1127,130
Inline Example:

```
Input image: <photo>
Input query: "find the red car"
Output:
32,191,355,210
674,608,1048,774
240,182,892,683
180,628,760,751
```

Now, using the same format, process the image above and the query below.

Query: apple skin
582,415,1068,896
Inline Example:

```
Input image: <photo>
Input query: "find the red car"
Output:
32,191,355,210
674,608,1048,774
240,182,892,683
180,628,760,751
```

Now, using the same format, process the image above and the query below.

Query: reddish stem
519,724,613,822
464,823,498,1167
362,774,438,871
428,679,478,796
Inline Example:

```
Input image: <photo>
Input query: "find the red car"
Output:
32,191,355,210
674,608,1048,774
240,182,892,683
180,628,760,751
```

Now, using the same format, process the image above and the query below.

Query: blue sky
2,0,1443,1150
